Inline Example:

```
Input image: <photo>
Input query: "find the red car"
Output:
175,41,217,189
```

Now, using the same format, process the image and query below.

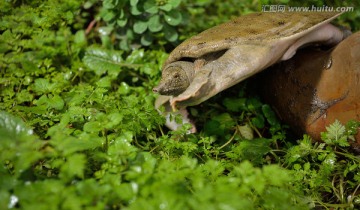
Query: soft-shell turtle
154,12,349,131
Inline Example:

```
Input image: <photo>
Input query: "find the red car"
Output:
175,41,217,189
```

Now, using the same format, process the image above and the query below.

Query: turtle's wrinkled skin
257,31,360,146
153,11,349,132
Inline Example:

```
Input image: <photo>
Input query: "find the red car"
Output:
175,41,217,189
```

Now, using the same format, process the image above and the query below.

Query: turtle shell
166,12,343,66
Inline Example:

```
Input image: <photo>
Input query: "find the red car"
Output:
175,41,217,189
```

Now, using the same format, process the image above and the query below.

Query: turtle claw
154,95,197,133
170,68,212,109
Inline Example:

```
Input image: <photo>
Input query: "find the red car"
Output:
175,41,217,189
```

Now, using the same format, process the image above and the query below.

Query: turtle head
153,61,194,96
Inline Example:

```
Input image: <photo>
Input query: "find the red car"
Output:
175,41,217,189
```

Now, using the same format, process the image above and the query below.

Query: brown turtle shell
166,12,343,66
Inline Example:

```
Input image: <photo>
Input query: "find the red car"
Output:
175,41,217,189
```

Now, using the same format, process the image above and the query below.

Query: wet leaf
164,10,182,26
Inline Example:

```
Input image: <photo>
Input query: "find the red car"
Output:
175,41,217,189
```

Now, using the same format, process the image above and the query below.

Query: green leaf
118,82,131,95
148,15,163,32
119,39,130,51
0,111,33,139
321,152,336,171
130,5,142,15
133,21,148,34
98,26,113,36
83,1,94,9
103,0,116,9
213,113,235,129
102,11,116,22
117,18,128,27
105,112,123,129
263,165,291,186
74,30,87,46
0,30,13,53
118,183,137,201
164,10,182,26
235,138,271,164
251,114,265,129
34,94,64,111
168,0,181,8
125,48,144,63
60,153,86,180
83,46,126,76
48,94,65,110
238,123,254,140
163,24,178,42
96,76,112,88
16,90,34,104
247,97,262,111
223,98,247,112
84,121,103,133
144,0,158,14
140,33,153,46
50,134,103,156
262,104,278,126
321,120,349,147
204,120,222,136
0,112,42,176
33,78,55,94
130,0,138,6
159,4,172,11
204,113,235,137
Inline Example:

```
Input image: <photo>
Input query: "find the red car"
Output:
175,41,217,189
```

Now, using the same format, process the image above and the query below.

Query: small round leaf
141,33,153,46
163,24,178,42
103,0,115,9
164,10,182,26
144,1,158,14
119,9,125,18
159,4,172,11
252,115,265,129
168,0,181,8
131,5,142,15
84,121,102,132
130,0,138,6
102,11,115,22
148,15,163,32
119,39,130,51
117,18,128,27
133,21,147,34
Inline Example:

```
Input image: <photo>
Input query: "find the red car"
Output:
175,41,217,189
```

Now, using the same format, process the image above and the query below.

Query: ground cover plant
1,0,360,209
